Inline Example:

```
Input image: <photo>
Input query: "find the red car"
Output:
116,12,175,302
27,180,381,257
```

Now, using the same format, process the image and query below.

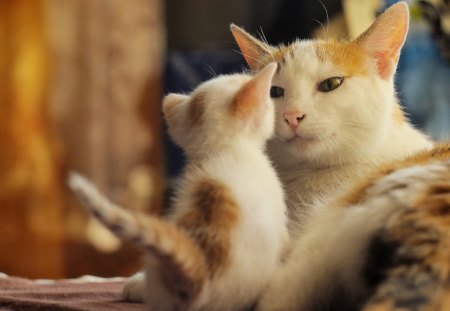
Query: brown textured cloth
0,275,144,311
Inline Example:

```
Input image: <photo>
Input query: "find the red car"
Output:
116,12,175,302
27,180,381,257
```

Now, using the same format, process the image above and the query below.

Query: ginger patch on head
266,45,295,67
178,178,240,276
188,92,206,127
314,41,369,76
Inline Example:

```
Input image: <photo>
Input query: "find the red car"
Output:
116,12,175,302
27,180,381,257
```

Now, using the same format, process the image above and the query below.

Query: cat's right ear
355,2,409,80
230,24,274,70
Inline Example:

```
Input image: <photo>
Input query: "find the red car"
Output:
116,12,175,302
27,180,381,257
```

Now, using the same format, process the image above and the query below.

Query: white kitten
70,63,289,311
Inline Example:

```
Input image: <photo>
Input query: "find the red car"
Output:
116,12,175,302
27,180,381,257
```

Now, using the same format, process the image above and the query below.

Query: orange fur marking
188,91,206,127
315,41,370,76
264,44,295,67
363,301,396,311
139,216,208,298
178,178,240,276
340,143,450,206
362,177,450,311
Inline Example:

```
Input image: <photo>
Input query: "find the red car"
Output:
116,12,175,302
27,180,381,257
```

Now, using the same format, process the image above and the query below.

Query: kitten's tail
68,172,208,303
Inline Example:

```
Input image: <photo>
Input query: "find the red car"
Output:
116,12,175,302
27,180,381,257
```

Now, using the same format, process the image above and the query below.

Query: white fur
267,39,432,237
120,65,289,310
170,141,289,311
231,4,436,310
257,161,450,311
232,4,433,238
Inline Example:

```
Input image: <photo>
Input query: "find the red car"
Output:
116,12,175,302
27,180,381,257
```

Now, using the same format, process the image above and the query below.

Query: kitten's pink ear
232,63,277,117
230,24,274,70
355,2,409,80
162,93,188,123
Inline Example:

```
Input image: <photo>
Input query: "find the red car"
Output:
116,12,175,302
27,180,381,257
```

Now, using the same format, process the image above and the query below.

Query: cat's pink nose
283,111,306,129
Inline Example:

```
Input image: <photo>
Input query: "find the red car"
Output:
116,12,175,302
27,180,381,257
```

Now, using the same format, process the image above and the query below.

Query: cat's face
163,63,277,158
231,3,409,167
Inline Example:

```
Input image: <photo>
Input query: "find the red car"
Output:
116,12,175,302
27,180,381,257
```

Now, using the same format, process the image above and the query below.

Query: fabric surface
0,274,144,311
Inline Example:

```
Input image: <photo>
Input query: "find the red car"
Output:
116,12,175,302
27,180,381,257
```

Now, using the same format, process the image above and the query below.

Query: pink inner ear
230,25,272,70
231,82,259,118
231,63,276,118
376,51,395,80
356,2,409,80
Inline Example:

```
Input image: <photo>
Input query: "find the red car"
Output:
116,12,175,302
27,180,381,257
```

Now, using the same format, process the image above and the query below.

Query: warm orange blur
0,0,165,278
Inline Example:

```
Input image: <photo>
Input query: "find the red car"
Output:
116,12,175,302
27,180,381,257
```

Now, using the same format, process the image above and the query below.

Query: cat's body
70,63,289,311
231,2,433,237
231,3,450,310
256,143,450,311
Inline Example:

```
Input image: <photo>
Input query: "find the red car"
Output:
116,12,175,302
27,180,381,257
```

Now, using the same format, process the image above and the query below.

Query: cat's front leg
123,272,146,302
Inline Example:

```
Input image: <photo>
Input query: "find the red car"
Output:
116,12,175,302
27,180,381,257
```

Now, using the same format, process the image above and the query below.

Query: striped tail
68,172,207,307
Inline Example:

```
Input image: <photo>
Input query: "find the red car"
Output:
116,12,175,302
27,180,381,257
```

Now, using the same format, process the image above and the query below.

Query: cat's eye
317,77,344,92
270,86,284,98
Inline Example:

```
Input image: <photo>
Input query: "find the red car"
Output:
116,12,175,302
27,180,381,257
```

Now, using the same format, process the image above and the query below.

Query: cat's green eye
270,86,284,98
317,77,344,92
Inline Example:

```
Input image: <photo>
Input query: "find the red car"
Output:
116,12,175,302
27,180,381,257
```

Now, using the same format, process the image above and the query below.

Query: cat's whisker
316,0,330,40
258,27,269,45
205,65,217,78
313,18,326,38
231,48,265,68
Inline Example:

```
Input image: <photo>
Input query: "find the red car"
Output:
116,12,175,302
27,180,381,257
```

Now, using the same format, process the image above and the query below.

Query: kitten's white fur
70,64,290,311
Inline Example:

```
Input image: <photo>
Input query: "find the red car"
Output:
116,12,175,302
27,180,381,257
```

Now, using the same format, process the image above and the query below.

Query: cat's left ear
162,93,189,126
355,2,409,80
230,24,274,70
232,63,277,118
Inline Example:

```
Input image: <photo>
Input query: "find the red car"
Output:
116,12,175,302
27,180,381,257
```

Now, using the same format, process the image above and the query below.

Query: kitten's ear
230,24,274,70
162,93,188,125
355,2,409,80
232,63,277,117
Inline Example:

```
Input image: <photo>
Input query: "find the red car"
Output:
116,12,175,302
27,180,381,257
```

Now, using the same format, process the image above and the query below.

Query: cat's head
231,3,410,167
163,63,277,158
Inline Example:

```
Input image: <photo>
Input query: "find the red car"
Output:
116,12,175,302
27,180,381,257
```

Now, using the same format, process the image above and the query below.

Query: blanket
0,273,144,310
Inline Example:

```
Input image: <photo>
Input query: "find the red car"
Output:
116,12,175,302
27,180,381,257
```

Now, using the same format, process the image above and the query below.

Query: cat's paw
123,272,146,302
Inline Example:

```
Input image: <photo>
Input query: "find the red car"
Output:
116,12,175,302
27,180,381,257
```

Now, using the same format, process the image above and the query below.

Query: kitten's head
163,63,277,158
231,3,410,167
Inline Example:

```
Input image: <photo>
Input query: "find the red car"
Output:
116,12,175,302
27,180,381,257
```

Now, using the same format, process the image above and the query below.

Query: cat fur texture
231,2,433,237
256,143,450,311
70,63,289,311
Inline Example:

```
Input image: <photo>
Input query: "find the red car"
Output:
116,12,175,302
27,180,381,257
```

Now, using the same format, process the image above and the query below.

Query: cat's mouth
286,134,316,145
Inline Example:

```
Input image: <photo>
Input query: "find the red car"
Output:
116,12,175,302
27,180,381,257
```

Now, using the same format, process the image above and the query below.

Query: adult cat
231,2,433,237
256,143,450,311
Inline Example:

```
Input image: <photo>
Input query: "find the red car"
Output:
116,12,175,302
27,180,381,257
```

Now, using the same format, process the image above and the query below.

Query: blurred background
0,0,449,279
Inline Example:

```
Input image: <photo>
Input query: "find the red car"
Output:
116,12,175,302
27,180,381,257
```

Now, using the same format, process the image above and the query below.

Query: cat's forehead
270,40,369,77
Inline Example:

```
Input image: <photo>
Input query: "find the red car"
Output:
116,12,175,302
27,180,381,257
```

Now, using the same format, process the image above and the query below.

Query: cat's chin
286,134,317,148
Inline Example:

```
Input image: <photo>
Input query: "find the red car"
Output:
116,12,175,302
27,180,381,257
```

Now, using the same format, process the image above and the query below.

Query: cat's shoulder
339,143,450,207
